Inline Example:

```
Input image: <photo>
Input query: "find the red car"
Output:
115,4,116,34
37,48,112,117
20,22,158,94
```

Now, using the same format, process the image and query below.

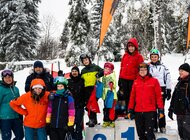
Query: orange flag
187,13,190,49
99,0,119,48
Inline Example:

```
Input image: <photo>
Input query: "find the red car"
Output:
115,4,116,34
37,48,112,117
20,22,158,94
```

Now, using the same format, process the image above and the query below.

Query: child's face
104,67,112,75
82,58,90,66
139,68,148,77
33,88,43,95
150,54,159,63
3,75,13,84
71,70,79,77
57,84,65,90
128,43,135,53
179,69,189,79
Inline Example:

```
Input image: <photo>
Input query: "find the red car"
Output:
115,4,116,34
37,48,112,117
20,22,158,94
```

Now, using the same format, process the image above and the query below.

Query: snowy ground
2,53,188,139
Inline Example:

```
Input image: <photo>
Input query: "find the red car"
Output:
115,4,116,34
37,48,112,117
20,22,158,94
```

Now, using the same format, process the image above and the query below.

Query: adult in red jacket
127,63,164,140
118,38,144,115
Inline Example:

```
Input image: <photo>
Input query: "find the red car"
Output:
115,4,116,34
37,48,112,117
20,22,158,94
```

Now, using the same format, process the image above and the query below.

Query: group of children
1,37,190,140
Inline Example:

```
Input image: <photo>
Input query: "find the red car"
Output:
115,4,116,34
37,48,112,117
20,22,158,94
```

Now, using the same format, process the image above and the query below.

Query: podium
85,125,114,140
85,117,179,140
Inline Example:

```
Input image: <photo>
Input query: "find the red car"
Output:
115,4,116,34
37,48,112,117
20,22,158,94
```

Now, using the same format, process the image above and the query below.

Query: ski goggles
1,70,13,77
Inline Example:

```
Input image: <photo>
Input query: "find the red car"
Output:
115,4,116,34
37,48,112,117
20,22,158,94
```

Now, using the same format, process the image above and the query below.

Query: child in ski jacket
127,63,164,140
10,78,50,140
102,62,117,128
118,38,144,115
46,76,75,140
68,66,85,140
168,63,190,140
80,53,104,127
149,48,172,133
0,69,24,140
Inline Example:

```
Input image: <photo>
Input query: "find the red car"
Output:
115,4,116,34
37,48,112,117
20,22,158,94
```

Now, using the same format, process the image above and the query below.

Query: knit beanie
34,61,43,69
71,66,80,73
179,63,190,73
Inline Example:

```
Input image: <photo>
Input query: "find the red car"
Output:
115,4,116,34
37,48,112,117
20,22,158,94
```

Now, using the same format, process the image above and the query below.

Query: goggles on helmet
1,70,13,77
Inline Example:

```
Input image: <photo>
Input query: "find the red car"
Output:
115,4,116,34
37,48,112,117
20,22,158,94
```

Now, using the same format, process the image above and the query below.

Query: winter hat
32,84,44,89
34,61,43,69
71,66,80,73
138,62,150,73
179,63,190,73
30,79,46,90
104,62,114,71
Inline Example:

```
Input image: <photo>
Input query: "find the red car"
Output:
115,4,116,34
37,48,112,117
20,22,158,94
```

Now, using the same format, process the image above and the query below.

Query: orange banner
99,0,119,48
187,15,190,49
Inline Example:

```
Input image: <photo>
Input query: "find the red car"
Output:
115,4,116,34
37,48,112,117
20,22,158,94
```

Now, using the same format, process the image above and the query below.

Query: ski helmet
79,54,90,62
53,76,68,86
1,69,14,78
150,49,160,58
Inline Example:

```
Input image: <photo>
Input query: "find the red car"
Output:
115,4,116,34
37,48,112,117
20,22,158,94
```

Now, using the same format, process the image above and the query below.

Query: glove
168,109,173,120
158,109,164,119
49,92,55,100
109,82,113,91
126,110,135,120
166,89,171,100
64,126,74,132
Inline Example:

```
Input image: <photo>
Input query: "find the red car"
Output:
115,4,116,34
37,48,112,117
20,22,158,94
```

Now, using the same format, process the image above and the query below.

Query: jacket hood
127,38,138,50
30,79,46,89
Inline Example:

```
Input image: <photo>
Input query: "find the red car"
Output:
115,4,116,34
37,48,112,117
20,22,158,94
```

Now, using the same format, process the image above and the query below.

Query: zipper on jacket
56,98,62,128
10,86,16,99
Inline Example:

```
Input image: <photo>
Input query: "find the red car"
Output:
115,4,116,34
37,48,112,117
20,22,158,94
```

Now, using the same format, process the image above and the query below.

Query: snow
4,53,186,139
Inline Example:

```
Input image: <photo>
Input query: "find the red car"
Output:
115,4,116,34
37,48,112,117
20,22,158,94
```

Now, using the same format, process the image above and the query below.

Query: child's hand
109,82,113,91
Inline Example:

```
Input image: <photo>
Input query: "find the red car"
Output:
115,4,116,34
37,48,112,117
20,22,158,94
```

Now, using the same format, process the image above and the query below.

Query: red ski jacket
119,38,144,80
128,75,164,112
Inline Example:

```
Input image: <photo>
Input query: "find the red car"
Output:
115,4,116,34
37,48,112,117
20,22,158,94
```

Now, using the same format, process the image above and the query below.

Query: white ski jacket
149,62,171,90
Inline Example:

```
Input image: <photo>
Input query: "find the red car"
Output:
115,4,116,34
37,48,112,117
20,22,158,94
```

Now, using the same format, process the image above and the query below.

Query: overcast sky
38,0,70,37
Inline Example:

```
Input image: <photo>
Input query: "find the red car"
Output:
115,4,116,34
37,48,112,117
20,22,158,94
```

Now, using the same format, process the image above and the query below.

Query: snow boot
102,121,110,128
109,122,115,128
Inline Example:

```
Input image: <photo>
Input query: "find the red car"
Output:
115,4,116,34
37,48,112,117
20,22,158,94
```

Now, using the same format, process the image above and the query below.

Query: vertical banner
99,0,119,48
186,15,190,49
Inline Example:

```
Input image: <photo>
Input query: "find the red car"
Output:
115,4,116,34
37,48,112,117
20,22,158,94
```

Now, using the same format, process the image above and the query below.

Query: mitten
166,89,171,100
158,109,164,119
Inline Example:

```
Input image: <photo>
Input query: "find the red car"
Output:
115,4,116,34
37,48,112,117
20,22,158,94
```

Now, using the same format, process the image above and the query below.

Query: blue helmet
53,76,68,85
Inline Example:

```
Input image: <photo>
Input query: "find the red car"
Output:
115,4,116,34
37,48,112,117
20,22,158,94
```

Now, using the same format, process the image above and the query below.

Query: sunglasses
1,70,13,77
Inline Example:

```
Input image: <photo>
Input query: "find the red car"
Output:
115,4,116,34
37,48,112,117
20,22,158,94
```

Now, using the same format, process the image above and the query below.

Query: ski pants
84,86,97,122
0,118,24,140
135,112,156,140
73,108,84,140
154,87,166,130
177,114,190,140
49,127,66,140
118,78,134,113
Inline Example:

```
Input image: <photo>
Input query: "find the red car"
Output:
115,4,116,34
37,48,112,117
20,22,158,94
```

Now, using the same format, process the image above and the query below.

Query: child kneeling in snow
102,62,117,127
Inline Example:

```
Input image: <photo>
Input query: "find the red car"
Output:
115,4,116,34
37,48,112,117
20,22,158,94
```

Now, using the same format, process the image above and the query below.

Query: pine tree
65,0,91,65
0,0,40,63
